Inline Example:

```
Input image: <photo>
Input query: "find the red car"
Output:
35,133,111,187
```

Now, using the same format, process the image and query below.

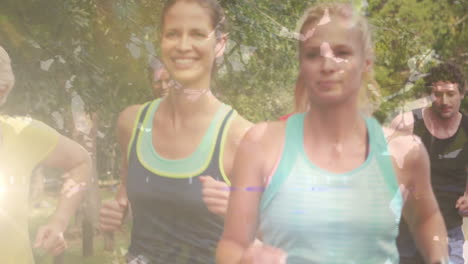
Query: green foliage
0,0,466,178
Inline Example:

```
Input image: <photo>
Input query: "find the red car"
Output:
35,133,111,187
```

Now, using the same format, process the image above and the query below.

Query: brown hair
161,0,227,39
293,2,380,114
424,62,465,95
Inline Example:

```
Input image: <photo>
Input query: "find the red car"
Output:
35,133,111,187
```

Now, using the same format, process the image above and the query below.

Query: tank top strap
127,101,154,162
367,117,399,195
261,113,305,211
207,107,236,185
261,114,400,211
411,108,431,140
412,107,423,121
132,99,236,179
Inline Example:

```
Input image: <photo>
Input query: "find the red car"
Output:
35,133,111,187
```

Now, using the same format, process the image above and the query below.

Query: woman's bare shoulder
244,120,286,147
116,104,144,144
227,114,253,142
383,126,428,172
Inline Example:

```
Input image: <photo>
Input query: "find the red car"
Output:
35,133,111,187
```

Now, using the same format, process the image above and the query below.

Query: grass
29,187,132,264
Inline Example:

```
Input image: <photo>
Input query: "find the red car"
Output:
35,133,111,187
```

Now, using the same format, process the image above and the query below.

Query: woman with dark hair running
99,1,251,263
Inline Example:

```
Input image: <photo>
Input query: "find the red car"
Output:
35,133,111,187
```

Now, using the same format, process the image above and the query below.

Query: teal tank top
259,113,404,264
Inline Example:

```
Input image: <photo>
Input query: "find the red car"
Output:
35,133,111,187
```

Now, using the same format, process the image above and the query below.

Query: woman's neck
162,84,221,122
305,102,366,145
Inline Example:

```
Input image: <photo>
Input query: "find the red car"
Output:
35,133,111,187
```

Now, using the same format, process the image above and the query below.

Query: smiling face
161,1,224,88
430,81,463,119
299,15,371,108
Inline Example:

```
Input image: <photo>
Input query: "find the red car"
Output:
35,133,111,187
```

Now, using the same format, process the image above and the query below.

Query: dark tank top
397,109,468,263
126,99,235,263
411,108,468,229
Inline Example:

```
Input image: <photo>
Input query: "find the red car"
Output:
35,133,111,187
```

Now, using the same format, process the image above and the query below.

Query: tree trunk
80,112,100,257
69,109,100,257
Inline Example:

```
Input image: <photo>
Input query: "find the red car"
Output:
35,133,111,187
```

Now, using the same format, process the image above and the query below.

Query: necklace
323,120,366,166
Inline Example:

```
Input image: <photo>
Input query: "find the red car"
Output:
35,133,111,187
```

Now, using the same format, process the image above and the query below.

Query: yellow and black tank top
126,99,236,264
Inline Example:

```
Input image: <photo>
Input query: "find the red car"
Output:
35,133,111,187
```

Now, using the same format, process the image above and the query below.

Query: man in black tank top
392,62,467,264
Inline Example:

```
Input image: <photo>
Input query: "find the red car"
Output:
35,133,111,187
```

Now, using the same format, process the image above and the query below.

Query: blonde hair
0,46,15,87
294,2,381,114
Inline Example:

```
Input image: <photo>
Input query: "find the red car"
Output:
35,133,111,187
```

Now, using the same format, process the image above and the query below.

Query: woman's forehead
163,2,213,29
302,20,361,48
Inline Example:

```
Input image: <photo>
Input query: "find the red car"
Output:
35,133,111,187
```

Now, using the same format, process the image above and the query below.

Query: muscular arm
389,133,449,264
217,123,271,264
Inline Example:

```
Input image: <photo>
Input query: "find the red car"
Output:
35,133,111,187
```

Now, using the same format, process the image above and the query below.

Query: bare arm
217,123,288,264
42,134,91,229
114,105,141,202
99,105,141,231
390,135,449,264
217,124,266,263
223,114,255,184
33,133,92,255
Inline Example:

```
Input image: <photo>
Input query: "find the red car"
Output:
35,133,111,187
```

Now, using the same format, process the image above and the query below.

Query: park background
0,0,467,263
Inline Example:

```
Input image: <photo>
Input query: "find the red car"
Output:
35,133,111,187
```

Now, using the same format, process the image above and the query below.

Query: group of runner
1,0,466,263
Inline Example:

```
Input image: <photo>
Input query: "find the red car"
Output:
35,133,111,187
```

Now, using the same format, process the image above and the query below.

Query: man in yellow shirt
0,46,91,263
